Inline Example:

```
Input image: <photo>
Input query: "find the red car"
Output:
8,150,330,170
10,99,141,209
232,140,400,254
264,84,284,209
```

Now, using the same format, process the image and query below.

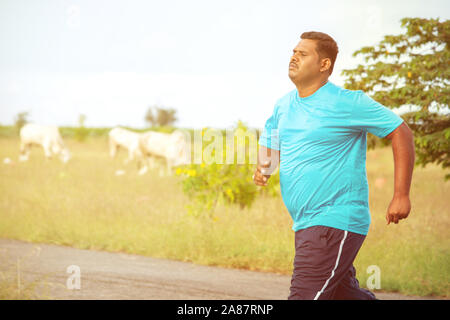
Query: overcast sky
0,0,448,129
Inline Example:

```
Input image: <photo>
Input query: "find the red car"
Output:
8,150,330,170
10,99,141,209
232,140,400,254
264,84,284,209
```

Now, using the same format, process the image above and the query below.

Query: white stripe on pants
314,230,348,300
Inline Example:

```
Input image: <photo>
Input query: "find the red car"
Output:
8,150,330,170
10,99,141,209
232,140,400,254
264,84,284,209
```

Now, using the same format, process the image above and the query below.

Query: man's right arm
256,101,281,186
253,145,280,186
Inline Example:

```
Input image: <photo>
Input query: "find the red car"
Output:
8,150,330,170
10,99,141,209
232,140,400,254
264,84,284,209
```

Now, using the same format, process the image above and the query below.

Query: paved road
0,239,439,300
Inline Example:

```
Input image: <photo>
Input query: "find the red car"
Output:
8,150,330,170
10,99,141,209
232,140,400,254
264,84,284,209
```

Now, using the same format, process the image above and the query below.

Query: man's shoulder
327,81,361,95
275,89,297,109
327,81,365,104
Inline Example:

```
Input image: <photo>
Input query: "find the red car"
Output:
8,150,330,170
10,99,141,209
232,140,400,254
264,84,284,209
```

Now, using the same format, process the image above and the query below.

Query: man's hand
253,161,272,186
386,195,411,225
385,122,415,225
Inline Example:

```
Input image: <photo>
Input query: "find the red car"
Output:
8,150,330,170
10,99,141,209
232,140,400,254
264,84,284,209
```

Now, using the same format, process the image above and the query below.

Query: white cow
108,127,144,165
19,123,71,163
139,130,190,175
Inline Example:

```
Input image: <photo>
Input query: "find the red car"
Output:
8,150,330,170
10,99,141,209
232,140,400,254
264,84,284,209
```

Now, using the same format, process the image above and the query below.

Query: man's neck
296,78,329,98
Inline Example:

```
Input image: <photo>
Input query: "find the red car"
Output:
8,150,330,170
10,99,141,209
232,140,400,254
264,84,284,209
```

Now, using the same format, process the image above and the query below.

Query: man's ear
320,58,331,73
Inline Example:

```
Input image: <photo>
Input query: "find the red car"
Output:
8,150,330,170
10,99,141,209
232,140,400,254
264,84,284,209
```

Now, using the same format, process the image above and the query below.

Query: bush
177,121,280,218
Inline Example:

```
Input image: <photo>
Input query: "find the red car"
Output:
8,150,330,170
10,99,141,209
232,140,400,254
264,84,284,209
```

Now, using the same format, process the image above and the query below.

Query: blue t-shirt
258,81,404,235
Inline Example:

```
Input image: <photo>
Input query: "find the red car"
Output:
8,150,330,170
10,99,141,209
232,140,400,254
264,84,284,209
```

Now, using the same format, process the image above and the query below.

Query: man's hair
300,31,339,75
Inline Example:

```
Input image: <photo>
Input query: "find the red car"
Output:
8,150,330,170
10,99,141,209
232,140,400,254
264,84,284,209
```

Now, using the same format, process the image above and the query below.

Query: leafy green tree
341,17,450,180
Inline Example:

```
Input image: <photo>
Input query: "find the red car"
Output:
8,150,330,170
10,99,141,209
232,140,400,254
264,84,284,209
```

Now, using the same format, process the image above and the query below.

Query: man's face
288,39,322,84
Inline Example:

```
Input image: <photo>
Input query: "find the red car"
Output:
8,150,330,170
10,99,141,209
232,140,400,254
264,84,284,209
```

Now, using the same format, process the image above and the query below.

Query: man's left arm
384,122,416,225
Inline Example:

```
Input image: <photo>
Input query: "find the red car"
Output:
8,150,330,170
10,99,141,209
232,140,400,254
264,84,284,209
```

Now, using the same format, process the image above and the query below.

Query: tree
341,17,450,180
145,106,157,127
14,111,29,133
75,113,89,142
145,105,178,127
78,114,86,127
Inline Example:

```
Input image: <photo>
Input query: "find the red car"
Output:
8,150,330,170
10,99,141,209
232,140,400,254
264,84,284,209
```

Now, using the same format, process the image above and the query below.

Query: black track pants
288,225,376,300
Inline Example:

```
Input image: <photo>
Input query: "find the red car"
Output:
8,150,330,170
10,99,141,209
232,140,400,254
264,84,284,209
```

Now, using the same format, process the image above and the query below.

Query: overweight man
254,31,415,300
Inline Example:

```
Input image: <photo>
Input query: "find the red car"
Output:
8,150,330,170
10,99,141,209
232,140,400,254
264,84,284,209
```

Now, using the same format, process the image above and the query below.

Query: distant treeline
0,125,262,140
0,125,390,149
0,125,187,139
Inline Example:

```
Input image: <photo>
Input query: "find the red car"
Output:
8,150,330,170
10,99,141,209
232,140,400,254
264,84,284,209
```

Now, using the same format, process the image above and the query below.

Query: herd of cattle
17,123,191,175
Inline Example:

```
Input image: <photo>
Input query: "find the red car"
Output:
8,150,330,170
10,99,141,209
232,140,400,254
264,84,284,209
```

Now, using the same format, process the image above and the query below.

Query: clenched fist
386,195,411,225
253,161,272,186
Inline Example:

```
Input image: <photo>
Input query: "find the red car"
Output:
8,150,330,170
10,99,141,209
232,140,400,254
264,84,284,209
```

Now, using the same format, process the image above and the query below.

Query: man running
254,31,415,300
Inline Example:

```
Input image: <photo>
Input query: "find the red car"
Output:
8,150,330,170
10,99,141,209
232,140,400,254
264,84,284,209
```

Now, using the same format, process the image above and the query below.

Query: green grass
0,137,449,298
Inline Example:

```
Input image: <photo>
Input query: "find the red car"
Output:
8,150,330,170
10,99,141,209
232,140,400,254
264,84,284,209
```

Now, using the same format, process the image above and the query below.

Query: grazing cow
139,130,190,175
19,123,71,163
108,127,144,165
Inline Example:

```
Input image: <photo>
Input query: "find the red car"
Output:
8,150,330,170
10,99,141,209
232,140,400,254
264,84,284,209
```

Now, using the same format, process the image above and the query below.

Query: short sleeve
258,105,280,150
350,91,404,138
